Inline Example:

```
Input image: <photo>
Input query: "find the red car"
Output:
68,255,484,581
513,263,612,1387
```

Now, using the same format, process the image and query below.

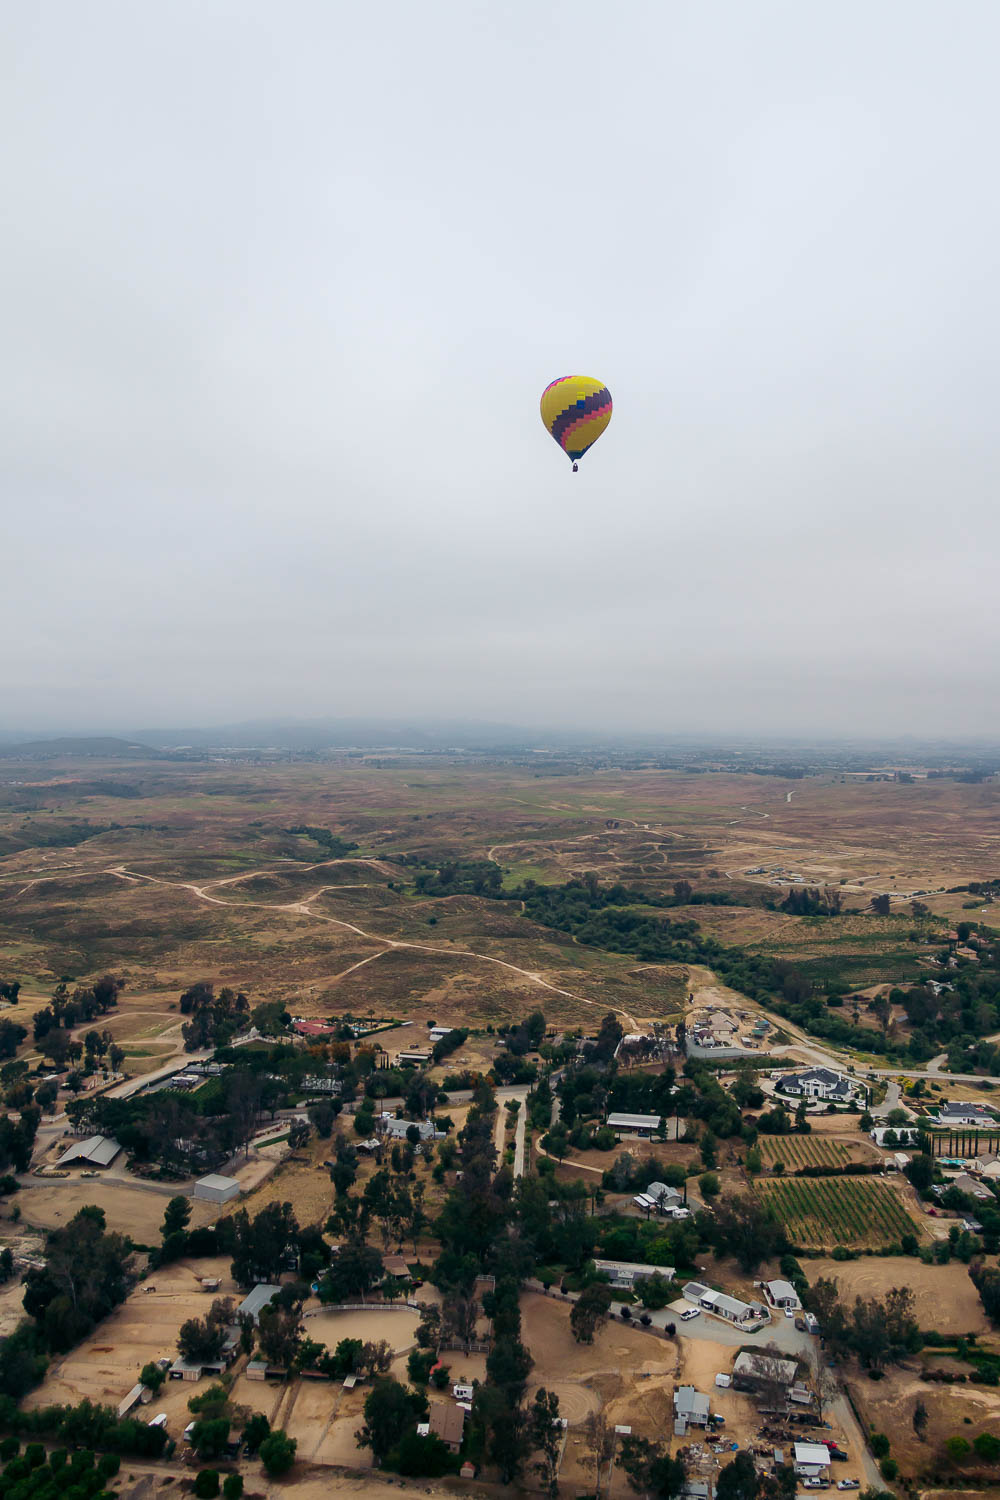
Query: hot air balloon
540,375,612,471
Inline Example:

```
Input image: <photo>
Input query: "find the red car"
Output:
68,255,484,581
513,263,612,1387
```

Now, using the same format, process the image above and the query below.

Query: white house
634,1181,684,1215
870,1126,919,1147
776,1067,855,1103
674,1386,710,1433
793,1443,831,1478
683,1282,765,1326
938,1101,997,1129
762,1279,801,1311
594,1258,673,1289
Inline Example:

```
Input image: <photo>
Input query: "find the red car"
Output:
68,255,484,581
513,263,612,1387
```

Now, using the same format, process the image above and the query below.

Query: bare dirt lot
22,1255,237,1419
16,1178,218,1239
807,1255,993,1333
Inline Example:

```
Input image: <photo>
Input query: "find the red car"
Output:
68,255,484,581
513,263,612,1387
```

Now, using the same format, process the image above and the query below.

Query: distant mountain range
0,735,164,759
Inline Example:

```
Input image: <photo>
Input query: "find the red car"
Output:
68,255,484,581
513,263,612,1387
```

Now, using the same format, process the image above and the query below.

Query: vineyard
756,1176,920,1248
758,1135,858,1169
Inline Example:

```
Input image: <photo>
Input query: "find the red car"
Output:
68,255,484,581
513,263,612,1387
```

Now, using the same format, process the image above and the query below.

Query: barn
193,1173,241,1205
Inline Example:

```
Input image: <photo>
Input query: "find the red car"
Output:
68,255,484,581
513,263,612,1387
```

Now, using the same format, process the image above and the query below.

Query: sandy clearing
807,1254,991,1333
303,1306,419,1351
16,1179,218,1238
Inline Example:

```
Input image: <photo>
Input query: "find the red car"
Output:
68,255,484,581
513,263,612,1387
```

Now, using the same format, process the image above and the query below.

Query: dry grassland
807,1255,992,1333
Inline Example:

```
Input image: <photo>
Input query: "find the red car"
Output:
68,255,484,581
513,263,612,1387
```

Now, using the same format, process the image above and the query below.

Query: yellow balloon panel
540,375,612,463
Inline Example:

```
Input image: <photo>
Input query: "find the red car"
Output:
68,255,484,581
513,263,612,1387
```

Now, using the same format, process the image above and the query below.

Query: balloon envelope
540,375,612,464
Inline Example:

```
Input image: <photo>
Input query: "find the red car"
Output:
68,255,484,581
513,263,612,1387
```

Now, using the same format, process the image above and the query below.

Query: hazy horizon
5,3,1000,737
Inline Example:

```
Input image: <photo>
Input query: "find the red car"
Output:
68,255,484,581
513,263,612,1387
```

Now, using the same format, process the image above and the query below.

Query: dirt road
105,864,638,1029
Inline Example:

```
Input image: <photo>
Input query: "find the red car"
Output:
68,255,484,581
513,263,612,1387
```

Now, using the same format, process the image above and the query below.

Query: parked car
794,1317,806,1331
837,1481,859,1490
827,1449,848,1462
803,1479,829,1490
784,1307,794,1318
680,1307,701,1321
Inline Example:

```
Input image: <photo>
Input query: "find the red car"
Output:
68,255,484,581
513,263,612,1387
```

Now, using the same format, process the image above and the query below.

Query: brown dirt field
848,1363,1000,1481
16,1179,218,1238
807,1255,993,1333
303,1305,419,1352
22,1256,238,1422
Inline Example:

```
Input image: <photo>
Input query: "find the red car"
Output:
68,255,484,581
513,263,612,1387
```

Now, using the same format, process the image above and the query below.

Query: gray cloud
3,1,999,735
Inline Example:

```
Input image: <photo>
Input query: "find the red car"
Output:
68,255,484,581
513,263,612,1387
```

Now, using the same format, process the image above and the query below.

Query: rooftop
237,1284,281,1322
607,1112,661,1129
58,1134,122,1168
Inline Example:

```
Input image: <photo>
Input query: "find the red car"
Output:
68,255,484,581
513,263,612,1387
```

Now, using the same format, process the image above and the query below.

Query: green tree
570,1283,612,1344
912,1399,928,1441
139,1361,165,1395
699,1171,720,1200
194,1472,220,1499
357,1377,427,1464
259,1429,297,1476
529,1387,563,1499
161,1196,191,1238
620,1434,687,1500
709,1193,786,1272
716,1450,760,1500
222,1476,244,1500
946,1435,971,1462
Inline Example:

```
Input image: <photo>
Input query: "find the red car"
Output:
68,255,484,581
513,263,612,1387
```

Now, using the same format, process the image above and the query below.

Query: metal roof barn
58,1134,122,1168
193,1173,241,1204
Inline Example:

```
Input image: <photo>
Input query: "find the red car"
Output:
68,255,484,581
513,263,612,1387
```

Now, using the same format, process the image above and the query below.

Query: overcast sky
4,2,1000,738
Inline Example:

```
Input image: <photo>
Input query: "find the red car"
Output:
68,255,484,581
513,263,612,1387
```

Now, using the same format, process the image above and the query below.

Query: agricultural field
756,1175,921,1248
758,1134,871,1169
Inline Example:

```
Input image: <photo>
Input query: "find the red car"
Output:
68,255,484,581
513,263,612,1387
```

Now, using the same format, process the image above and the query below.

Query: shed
607,1112,661,1136
117,1383,148,1418
193,1173,241,1205
237,1284,282,1324
245,1360,268,1382
58,1134,122,1169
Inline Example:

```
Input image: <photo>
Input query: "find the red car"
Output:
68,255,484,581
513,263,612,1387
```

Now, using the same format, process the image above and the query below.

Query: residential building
594,1258,673,1289
396,1049,433,1066
775,1067,855,1102
423,1404,466,1452
762,1279,801,1311
732,1352,798,1389
633,1181,683,1214
377,1113,439,1141
974,1156,1000,1180
674,1386,710,1433
793,1443,831,1477
938,1101,997,1128
682,1282,764,1325
870,1127,919,1146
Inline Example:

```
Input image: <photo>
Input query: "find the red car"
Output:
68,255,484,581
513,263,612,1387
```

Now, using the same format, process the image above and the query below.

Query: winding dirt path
104,865,637,1029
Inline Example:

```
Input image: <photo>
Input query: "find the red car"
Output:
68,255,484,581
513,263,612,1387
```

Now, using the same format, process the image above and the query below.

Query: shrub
194,1471,221,1498
879,1459,898,1480
223,1476,244,1500
870,1434,890,1458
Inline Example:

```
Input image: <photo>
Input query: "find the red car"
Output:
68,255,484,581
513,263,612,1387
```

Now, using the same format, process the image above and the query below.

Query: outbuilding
58,1134,122,1169
237,1284,282,1324
607,1112,661,1138
193,1173,241,1205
